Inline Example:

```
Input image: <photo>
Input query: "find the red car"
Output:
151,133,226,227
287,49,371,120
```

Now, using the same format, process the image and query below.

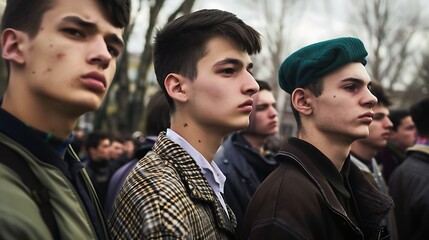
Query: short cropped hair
144,90,170,136
84,131,111,152
410,97,429,136
153,9,261,112
370,81,391,107
1,0,131,37
256,80,272,92
389,110,410,131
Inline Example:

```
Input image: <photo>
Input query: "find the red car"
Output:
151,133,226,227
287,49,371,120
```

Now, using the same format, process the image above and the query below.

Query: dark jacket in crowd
104,136,156,216
242,138,393,240
375,142,406,182
84,158,116,211
214,132,278,230
389,144,429,240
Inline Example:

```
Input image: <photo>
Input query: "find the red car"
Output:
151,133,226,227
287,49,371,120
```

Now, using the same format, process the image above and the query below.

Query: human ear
164,73,188,103
291,88,313,116
1,29,26,64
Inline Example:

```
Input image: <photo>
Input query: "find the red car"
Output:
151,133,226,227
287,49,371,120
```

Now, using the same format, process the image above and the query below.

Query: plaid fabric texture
109,132,237,239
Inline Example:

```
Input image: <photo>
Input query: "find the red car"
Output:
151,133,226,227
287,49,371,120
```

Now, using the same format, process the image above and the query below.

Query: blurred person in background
104,90,170,216
84,131,115,210
375,109,416,182
350,82,397,240
389,97,429,240
214,79,279,232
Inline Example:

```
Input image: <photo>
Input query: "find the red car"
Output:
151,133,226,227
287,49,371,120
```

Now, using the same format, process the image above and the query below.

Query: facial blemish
184,123,188,127
49,44,53,48
43,68,52,74
57,53,65,60
198,140,201,143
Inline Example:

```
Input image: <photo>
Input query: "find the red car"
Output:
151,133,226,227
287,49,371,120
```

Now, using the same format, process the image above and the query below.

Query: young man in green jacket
0,0,130,239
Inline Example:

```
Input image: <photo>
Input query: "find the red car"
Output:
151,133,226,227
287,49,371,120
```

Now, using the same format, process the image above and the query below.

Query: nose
88,37,111,69
384,116,393,130
362,88,378,108
243,74,259,96
269,105,278,118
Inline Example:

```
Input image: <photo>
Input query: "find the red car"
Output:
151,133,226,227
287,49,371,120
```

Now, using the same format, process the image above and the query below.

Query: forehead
200,37,252,66
373,104,389,113
256,90,275,103
323,62,370,86
41,0,123,36
399,116,413,126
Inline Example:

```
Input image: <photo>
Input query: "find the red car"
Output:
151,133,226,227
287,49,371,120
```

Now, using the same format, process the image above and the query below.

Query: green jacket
0,132,106,239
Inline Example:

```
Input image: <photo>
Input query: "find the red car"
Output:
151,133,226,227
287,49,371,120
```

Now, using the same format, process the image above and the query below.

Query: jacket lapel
154,133,237,234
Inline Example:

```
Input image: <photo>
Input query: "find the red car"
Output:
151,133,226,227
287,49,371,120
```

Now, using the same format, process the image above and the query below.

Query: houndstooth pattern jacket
108,132,237,239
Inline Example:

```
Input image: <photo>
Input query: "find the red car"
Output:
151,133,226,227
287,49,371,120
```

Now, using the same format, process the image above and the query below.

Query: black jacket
214,132,278,231
243,138,393,240
388,145,429,240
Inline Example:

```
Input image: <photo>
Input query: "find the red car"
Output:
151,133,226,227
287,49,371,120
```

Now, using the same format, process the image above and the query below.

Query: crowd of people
0,0,428,239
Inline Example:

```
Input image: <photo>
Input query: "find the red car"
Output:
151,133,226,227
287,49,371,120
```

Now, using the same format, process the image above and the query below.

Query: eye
344,84,357,92
256,104,270,112
220,68,235,75
373,113,387,120
63,28,85,38
107,45,120,57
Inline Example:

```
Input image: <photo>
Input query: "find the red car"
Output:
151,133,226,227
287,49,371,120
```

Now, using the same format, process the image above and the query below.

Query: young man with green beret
242,37,393,240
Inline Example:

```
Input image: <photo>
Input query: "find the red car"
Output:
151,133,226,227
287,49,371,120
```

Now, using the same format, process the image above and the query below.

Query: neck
242,133,266,154
351,141,376,162
170,114,225,163
2,90,77,139
299,128,352,171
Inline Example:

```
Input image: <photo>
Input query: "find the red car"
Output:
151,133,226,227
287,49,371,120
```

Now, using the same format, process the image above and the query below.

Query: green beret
278,37,368,94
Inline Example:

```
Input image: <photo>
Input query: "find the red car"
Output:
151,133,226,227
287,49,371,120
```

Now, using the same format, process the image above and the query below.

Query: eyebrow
213,58,253,69
340,77,371,87
61,16,124,47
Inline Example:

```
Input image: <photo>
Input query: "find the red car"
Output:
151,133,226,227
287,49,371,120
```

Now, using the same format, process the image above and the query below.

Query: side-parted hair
410,97,429,136
153,9,261,112
1,0,131,37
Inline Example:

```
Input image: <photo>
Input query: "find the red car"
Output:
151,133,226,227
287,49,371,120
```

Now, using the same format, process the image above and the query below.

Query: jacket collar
278,138,393,238
153,132,237,234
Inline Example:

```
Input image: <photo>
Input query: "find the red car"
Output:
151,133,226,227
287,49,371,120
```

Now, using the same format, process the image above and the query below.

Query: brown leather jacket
242,139,393,240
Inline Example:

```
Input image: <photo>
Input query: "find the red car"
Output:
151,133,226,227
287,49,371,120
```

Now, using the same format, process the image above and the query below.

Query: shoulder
109,153,194,239
0,167,51,239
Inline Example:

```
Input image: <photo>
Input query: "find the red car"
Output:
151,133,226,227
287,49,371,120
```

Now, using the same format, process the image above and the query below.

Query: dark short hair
153,9,261,112
256,80,272,92
410,97,429,136
389,110,410,131
290,77,324,130
144,90,170,136
1,0,131,37
370,81,391,107
84,131,111,152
